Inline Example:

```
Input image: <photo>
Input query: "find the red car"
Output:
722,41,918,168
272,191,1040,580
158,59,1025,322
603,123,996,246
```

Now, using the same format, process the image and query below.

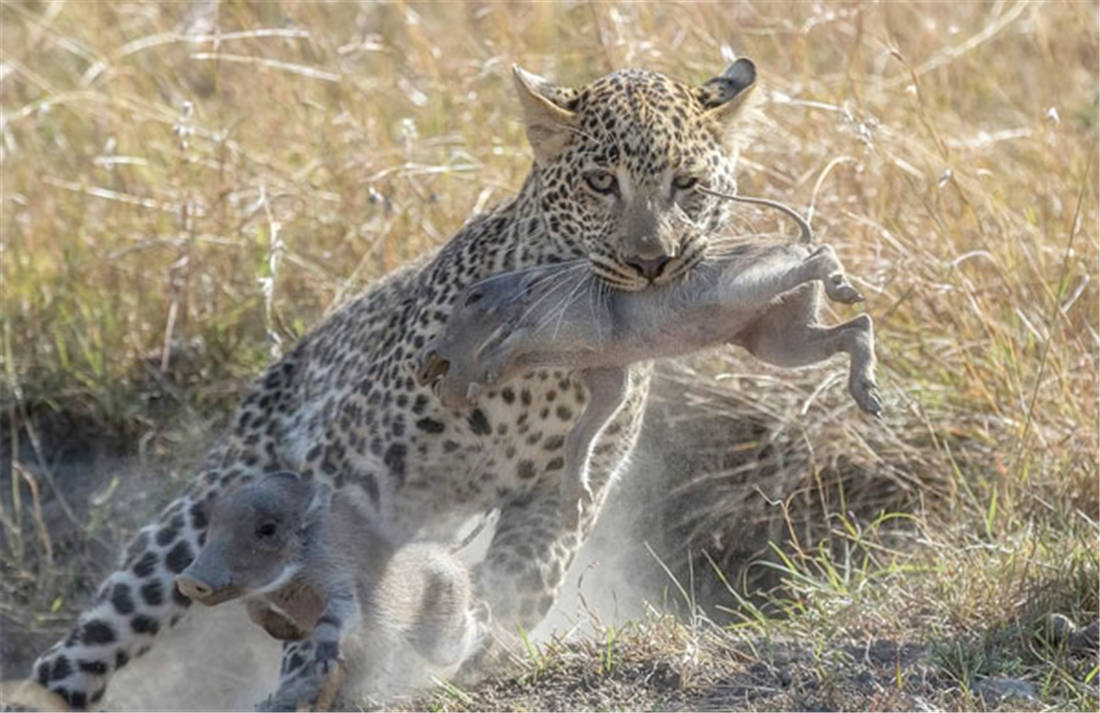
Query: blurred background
1,2,1097,710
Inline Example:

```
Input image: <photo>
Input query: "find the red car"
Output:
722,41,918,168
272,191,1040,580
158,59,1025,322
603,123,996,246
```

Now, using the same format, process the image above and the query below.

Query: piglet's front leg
262,588,358,711
312,588,359,679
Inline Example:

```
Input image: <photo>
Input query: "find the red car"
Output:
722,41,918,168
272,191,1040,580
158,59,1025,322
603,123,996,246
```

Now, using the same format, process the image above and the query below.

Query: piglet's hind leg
736,303,881,415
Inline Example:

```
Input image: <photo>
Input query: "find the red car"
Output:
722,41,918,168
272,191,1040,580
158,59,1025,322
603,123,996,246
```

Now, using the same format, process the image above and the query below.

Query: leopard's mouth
653,242,708,286
589,238,708,292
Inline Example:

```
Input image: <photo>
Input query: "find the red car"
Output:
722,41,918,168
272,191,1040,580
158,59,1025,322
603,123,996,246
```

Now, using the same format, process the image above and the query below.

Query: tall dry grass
1,1,1097,708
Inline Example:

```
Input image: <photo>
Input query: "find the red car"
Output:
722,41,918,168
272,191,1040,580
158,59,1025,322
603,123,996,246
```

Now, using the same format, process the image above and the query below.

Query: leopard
27,57,762,709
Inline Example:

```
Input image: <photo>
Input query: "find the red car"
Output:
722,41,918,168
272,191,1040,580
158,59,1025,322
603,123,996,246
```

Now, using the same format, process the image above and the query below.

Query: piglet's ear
260,471,312,496
301,483,334,529
259,471,315,517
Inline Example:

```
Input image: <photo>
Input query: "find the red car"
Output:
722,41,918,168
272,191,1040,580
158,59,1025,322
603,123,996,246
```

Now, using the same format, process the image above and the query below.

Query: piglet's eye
256,522,277,538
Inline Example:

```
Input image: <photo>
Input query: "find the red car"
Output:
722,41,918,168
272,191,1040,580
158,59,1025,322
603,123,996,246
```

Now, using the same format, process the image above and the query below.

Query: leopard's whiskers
508,265,592,330
470,258,594,301
502,262,592,313
527,269,590,335
472,259,588,289
547,271,596,340
587,277,605,344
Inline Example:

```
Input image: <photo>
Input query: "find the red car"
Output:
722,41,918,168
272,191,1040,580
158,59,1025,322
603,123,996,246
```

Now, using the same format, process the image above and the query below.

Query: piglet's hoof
416,349,450,386
560,480,594,531
824,273,864,304
256,657,346,713
0,680,71,712
309,659,346,712
851,377,883,416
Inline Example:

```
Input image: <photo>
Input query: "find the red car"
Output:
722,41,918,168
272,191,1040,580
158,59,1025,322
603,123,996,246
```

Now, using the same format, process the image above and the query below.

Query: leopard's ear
698,58,758,130
512,65,576,165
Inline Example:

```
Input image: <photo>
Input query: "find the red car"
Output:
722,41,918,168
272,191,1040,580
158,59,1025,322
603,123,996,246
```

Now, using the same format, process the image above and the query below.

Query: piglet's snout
175,572,214,602
175,560,236,605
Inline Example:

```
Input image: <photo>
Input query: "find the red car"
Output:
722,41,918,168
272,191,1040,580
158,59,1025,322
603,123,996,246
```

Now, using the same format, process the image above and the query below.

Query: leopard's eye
584,170,618,195
672,175,699,191
256,522,278,538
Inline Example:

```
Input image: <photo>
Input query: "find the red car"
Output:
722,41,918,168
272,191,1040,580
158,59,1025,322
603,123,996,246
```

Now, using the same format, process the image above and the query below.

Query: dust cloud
108,603,281,711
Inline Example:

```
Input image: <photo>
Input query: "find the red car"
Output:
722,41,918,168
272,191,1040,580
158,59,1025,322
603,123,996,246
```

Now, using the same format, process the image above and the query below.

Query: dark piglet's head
176,472,319,606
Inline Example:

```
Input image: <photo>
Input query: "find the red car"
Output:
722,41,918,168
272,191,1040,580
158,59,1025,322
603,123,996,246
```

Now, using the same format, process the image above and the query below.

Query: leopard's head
515,60,758,291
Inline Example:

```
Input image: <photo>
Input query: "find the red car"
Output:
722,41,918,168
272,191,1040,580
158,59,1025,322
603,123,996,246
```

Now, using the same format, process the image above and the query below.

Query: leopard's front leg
27,486,213,709
456,364,649,683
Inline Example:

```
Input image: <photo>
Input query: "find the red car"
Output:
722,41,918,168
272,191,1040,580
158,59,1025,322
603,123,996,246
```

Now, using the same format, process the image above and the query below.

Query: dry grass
1,1,1097,710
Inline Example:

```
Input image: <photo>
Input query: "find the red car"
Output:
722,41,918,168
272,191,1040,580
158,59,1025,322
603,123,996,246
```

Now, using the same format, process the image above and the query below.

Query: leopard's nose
623,255,671,280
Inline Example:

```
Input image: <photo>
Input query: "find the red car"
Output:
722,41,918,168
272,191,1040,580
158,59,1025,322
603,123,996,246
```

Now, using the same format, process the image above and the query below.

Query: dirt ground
2,405,1095,712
